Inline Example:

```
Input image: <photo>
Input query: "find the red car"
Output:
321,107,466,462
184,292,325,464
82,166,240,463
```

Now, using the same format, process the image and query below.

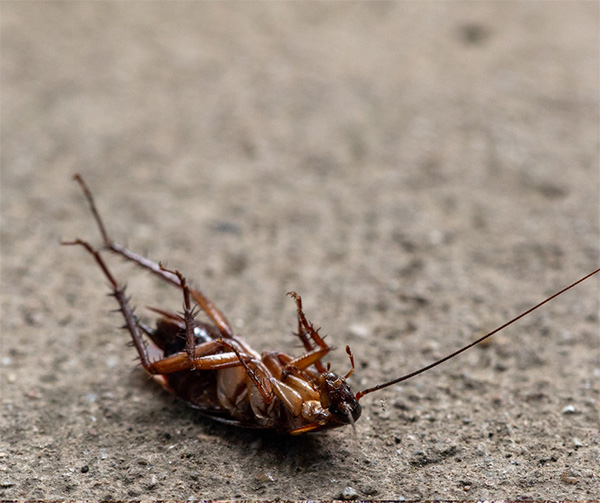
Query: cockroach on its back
63,174,599,435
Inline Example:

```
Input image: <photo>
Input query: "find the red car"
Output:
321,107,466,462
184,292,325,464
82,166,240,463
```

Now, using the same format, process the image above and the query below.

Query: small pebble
255,472,275,483
105,356,118,368
80,465,89,473
561,405,576,414
560,470,579,484
572,437,583,447
342,486,359,500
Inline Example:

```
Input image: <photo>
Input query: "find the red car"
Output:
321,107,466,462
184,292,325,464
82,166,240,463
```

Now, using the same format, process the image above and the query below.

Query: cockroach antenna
355,268,600,400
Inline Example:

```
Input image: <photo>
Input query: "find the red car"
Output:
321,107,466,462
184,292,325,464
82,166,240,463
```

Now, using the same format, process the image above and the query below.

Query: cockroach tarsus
63,174,600,435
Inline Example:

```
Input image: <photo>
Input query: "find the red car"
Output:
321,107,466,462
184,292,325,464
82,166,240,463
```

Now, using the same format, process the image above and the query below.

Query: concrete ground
1,2,598,500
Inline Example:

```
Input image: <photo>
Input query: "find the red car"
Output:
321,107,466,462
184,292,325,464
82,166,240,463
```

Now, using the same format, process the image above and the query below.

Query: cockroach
63,174,599,435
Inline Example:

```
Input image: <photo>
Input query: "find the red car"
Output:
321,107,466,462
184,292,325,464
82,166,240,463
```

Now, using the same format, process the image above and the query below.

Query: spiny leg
218,339,273,404
62,239,152,370
64,239,247,375
287,292,329,373
286,297,322,364
72,173,234,338
287,292,329,350
295,312,317,352
108,241,234,339
158,264,198,361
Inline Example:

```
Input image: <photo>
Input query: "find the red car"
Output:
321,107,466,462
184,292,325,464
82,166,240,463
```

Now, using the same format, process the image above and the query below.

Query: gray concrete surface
1,2,599,499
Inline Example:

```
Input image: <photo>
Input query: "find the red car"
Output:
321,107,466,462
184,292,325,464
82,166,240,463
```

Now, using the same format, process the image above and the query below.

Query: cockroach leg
145,306,184,323
72,173,235,339
287,291,329,373
344,345,355,379
61,238,152,370
285,345,331,372
109,243,234,339
149,345,243,374
263,352,319,387
158,264,197,362
218,338,274,404
137,321,155,338
292,307,320,357
62,239,243,376
187,288,234,339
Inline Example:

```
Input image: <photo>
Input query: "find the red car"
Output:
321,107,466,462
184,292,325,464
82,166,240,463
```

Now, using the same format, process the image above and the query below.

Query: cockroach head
318,371,362,424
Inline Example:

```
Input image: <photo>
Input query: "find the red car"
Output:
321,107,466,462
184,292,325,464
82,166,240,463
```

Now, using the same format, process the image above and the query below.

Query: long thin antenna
355,268,600,400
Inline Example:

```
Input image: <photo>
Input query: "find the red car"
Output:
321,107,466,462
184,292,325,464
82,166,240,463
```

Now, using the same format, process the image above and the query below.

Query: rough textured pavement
1,2,599,500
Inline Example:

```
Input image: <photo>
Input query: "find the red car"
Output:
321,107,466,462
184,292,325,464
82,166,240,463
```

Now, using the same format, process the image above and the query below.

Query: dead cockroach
63,174,599,435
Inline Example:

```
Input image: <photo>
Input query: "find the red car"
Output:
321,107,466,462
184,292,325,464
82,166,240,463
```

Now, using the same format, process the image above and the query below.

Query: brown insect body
65,175,363,434
64,175,598,435
143,311,360,433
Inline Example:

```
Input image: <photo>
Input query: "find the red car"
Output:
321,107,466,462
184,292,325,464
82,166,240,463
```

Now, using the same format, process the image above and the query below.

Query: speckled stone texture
1,2,598,500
